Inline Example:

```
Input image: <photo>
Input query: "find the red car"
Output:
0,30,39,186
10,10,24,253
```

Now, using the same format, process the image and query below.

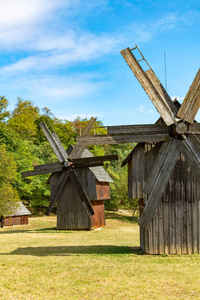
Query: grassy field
0,212,200,300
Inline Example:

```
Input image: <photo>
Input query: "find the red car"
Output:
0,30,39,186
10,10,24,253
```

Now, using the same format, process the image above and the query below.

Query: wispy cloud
135,106,153,114
127,11,200,45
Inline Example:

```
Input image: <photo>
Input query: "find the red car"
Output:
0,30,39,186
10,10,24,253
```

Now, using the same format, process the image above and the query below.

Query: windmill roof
5,202,31,217
81,148,114,183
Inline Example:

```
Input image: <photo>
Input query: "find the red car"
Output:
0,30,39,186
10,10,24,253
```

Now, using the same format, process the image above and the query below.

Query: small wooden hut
0,202,31,227
48,148,113,230
122,140,200,254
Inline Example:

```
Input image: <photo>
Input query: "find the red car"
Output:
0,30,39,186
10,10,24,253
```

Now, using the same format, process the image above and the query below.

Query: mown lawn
0,212,200,299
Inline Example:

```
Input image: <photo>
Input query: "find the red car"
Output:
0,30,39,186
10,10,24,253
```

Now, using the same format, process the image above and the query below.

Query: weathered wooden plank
175,155,182,254
139,139,180,229
107,124,169,135
69,117,96,159
178,136,200,182
144,139,179,195
39,121,69,164
22,163,62,177
71,154,118,165
120,47,176,126
76,133,169,145
189,122,200,134
69,169,94,216
177,68,200,124
145,69,178,116
46,171,69,216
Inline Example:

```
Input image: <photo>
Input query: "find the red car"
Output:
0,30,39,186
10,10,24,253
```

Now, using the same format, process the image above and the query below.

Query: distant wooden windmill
76,45,200,254
22,118,117,229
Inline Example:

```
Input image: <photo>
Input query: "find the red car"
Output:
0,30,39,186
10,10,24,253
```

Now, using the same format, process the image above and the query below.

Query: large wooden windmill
76,45,200,253
22,117,117,229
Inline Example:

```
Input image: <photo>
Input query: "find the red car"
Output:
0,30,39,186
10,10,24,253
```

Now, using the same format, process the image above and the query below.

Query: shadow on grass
1,245,142,256
0,227,58,234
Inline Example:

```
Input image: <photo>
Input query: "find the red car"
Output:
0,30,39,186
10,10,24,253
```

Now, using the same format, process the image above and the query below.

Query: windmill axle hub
172,121,188,136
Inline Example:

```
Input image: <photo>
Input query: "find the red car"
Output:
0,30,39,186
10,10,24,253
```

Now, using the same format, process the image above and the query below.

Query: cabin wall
1,215,29,227
139,151,200,254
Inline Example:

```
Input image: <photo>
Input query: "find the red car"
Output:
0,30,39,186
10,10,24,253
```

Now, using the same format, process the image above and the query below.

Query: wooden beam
189,122,200,134
69,169,94,216
71,154,118,164
177,68,200,124
107,123,168,135
76,133,169,145
120,47,176,126
139,139,180,229
69,117,96,159
22,162,62,177
46,171,69,216
39,121,69,164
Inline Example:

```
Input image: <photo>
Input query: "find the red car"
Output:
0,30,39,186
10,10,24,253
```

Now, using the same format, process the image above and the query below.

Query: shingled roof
6,202,31,217
80,148,113,183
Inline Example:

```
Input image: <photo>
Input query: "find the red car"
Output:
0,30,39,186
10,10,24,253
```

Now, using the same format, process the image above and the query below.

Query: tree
0,96,10,121
0,145,20,216
8,98,40,139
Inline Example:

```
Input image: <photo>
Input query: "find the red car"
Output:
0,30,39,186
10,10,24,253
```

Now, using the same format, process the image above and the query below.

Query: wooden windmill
76,45,200,253
22,117,117,229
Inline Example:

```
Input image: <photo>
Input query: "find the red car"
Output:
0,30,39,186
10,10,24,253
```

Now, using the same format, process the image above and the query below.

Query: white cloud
127,11,199,45
0,32,121,72
135,106,153,114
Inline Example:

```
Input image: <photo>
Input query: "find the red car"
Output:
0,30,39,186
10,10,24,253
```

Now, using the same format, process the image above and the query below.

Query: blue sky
0,0,200,125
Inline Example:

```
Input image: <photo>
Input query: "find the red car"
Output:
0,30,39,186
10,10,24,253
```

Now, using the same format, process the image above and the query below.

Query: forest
0,96,136,216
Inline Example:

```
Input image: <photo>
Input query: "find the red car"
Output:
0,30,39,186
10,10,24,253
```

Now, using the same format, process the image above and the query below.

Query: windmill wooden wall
123,142,200,254
48,152,113,230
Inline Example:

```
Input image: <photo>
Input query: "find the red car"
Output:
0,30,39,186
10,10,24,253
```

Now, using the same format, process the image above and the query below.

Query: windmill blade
177,69,200,124
39,121,69,165
69,169,94,216
77,124,169,145
139,139,180,229
120,47,177,126
188,122,200,135
22,162,62,177
46,171,70,216
71,154,118,165
177,135,200,181
69,117,96,159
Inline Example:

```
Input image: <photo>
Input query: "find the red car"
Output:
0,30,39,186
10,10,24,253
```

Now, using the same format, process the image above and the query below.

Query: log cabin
0,202,31,227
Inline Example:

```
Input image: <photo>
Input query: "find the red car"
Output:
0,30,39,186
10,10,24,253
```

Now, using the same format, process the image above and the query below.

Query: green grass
0,212,200,299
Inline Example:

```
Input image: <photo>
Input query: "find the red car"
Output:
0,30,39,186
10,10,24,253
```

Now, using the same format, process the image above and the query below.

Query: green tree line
0,96,136,215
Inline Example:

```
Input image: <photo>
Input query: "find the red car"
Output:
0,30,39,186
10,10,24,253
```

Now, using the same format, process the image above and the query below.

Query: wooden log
120,47,176,126
177,68,200,124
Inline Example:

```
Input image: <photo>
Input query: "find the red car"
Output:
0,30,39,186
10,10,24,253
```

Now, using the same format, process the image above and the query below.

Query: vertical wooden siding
96,181,110,200
129,142,200,254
